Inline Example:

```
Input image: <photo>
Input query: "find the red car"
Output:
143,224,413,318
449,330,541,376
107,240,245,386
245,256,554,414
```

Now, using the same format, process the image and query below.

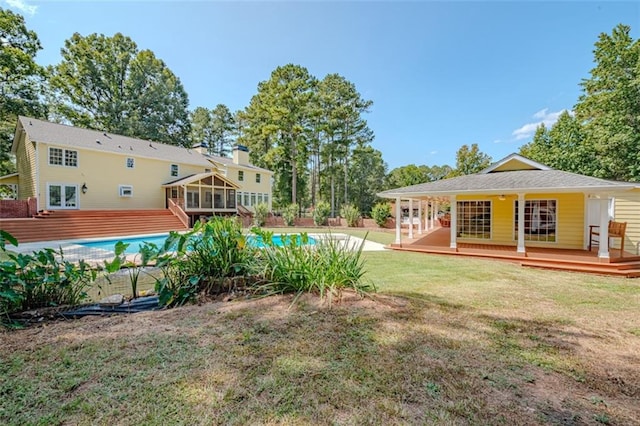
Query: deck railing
168,198,189,228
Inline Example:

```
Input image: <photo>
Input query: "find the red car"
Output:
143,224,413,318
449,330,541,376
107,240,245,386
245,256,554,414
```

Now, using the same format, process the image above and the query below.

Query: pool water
79,233,316,254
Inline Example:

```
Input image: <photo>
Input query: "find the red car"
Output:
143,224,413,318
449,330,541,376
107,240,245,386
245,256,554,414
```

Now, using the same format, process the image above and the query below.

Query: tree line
2,7,637,215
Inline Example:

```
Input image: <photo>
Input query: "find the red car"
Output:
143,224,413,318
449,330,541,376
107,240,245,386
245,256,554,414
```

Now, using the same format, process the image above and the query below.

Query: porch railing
168,198,189,228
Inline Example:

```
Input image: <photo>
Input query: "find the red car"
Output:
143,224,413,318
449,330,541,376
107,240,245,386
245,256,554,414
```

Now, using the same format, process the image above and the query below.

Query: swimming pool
79,233,316,254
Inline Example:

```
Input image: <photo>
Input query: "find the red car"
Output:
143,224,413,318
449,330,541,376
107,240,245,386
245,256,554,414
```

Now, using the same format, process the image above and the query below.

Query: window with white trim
64,150,78,167
256,173,261,183
456,200,491,239
49,147,78,167
170,164,179,177
515,199,557,242
126,157,135,168
238,170,244,181
119,185,133,197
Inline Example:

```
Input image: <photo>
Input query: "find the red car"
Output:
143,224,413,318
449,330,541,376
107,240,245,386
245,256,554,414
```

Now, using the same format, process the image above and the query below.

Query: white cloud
5,0,38,15
512,108,567,140
429,150,438,155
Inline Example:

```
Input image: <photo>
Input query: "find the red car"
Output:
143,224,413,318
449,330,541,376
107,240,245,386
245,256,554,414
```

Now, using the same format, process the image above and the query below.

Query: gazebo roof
378,154,637,198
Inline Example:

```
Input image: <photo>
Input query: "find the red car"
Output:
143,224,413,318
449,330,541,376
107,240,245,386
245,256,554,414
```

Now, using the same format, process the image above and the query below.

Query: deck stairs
1,210,188,244
396,227,640,278
519,257,640,278
237,203,253,219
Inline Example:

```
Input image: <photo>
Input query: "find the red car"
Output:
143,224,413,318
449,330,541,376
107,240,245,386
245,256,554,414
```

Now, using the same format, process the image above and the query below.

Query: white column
598,197,610,259
517,193,526,254
432,201,437,229
449,195,457,249
408,199,414,239
424,201,430,231
395,197,402,245
418,200,423,234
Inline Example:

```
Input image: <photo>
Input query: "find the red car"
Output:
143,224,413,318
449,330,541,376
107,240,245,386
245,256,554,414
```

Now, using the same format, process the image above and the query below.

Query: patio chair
588,221,627,257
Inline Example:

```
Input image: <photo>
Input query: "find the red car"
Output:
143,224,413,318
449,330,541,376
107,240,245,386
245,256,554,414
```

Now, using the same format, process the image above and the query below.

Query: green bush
252,229,374,302
371,202,392,227
142,217,256,307
282,203,298,226
253,202,269,227
312,201,331,226
1,230,97,324
340,204,361,227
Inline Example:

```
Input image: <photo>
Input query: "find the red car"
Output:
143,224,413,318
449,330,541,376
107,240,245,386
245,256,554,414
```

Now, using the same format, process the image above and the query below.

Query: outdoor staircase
520,257,640,278
1,210,188,244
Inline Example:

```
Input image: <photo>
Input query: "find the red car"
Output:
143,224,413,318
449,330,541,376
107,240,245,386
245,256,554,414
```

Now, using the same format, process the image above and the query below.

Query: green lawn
2,232,639,425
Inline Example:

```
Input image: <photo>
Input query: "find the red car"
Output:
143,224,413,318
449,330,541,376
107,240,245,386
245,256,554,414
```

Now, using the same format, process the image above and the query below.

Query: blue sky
4,0,639,170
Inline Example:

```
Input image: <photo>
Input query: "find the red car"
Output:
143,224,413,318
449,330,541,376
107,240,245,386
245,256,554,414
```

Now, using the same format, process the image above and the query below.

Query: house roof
162,172,239,189
205,155,273,174
15,116,212,168
378,154,637,199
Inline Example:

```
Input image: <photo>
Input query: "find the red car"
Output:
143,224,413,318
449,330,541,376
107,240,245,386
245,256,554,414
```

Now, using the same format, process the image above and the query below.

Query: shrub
253,202,269,227
312,201,331,226
371,202,392,227
282,203,298,226
252,229,374,303
1,230,97,324
340,204,361,227
143,217,256,307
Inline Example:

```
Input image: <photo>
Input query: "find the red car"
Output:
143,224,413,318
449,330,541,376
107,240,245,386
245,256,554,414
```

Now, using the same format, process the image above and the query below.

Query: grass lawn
2,229,639,425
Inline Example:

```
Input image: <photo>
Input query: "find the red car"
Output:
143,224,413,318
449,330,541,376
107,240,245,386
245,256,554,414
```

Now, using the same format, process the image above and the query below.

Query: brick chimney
233,145,250,165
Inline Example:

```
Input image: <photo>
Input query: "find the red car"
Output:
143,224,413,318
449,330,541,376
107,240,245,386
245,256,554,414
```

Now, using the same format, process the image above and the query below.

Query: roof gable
481,153,552,174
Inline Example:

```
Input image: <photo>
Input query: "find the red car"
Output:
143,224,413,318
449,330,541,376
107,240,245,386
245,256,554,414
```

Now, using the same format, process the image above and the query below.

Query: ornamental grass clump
143,217,256,307
340,203,361,227
312,201,331,226
253,202,269,227
282,203,298,226
253,229,374,303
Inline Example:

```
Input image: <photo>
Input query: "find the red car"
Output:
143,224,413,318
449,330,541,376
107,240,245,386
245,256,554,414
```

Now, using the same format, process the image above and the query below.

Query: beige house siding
491,161,539,172
37,143,212,210
613,189,640,255
15,131,37,200
456,192,584,250
224,163,273,211
549,193,584,249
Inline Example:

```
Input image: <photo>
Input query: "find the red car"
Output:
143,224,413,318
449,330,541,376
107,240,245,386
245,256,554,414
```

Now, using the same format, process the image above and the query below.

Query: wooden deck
1,210,188,243
391,227,640,278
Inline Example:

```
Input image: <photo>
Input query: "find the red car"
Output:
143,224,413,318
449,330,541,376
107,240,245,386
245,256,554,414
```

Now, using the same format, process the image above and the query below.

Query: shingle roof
17,116,213,168
205,154,272,173
378,169,636,198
